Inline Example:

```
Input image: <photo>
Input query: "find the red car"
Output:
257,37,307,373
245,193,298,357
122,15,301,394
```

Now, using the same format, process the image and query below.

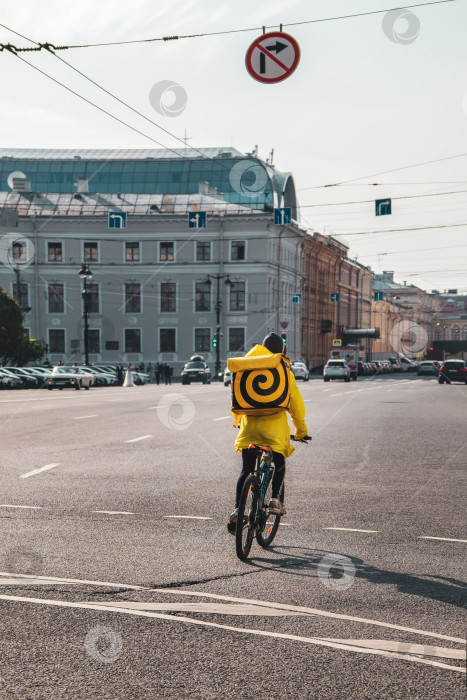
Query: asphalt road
0,374,465,699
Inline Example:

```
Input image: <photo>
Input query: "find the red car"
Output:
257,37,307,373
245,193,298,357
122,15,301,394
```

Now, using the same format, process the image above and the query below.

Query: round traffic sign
245,32,301,84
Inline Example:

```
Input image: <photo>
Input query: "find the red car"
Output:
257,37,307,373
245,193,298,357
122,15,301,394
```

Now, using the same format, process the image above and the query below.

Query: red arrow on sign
245,32,301,84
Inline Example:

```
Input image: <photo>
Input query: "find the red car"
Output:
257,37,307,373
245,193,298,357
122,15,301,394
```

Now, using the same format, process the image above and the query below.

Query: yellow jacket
232,344,308,457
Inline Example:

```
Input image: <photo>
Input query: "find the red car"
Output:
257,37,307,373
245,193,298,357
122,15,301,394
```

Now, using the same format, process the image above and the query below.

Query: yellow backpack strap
233,415,241,428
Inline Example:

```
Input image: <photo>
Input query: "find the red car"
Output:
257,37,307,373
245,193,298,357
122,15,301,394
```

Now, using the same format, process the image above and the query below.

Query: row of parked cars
0,364,150,390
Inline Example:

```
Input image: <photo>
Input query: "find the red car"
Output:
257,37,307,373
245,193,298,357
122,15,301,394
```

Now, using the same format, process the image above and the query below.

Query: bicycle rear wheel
256,481,283,548
236,474,258,561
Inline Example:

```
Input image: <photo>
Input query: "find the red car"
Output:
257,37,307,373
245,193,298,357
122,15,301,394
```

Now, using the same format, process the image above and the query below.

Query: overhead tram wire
297,152,467,191
0,22,233,167
299,188,467,209
0,1,455,52
3,20,466,208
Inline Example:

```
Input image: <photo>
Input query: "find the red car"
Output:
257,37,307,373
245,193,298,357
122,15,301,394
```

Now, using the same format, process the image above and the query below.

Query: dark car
181,361,211,385
438,360,467,384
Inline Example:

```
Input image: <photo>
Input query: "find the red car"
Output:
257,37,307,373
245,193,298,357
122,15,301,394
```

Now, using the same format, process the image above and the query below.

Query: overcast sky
1,0,466,292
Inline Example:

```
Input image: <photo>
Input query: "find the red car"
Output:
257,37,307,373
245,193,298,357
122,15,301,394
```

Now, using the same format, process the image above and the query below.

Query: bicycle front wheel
256,482,283,548
236,474,258,561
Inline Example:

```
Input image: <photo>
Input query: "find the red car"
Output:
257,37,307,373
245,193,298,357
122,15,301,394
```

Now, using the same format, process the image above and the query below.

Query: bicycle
235,437,311,561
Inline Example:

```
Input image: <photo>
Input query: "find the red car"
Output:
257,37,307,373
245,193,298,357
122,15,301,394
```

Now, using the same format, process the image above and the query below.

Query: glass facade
0,149,298,214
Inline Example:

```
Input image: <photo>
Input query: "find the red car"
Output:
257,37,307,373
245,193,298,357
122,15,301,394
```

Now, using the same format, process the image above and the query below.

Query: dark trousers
235,449,285,508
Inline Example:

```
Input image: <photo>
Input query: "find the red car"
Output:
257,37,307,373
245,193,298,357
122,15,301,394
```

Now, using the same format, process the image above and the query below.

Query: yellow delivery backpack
227,353,291,417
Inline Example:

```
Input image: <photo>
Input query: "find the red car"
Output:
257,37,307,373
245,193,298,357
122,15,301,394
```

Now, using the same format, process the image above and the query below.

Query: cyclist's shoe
269,499,286,515
227,508,238,536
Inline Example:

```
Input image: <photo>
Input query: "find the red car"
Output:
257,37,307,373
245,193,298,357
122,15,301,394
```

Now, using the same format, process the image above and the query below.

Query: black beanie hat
262,332,284,354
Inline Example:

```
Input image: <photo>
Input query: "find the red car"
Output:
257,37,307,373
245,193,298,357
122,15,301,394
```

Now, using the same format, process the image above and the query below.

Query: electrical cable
299,188,467,208
0,1,456,52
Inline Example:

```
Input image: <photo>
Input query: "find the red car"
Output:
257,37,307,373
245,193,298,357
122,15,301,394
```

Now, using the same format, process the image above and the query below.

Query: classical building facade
0,148,307,370
301,233,374,367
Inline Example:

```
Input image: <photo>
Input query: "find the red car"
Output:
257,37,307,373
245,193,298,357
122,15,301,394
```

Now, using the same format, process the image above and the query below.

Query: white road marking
0,572,146,590
92,510,136,516
19,463,60,479
163,515,213,521
212,416,231,422
72,414,98,420
0,594,463,673
125,435,152,443
324,527,379,533
107,601,303,616
0,504,42,509
419,536,467,544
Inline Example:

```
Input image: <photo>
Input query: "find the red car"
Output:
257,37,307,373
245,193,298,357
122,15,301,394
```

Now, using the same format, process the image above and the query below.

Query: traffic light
212,336,218,348
280,332,287,348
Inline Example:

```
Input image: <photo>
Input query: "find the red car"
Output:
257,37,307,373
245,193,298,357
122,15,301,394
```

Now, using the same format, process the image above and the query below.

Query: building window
231,241,246,261
48,242,62,262
196,242,211,261
13,283,28,308
195,328,210,352
161,282,176,313
125,328,141,353
48,283,64,313
12,241,26,263
462,326,467,341
125,283,141,313
229,327,245,352
87,283,99,313
84,242,98,262
88,329,100,354
160,242,174,261
452,325,459,341
160,328,176,352
434,329,441,341
230,281,246,311
48,329,65,353
195,281,211,312
125,242,140,261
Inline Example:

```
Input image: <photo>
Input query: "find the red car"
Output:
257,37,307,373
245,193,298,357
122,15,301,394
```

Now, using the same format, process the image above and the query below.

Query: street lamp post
205,274,232,378
78,262,92,365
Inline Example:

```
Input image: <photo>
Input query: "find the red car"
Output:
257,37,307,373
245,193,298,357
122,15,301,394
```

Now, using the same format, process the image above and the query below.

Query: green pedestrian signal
212,336,218,348
280,332,287,347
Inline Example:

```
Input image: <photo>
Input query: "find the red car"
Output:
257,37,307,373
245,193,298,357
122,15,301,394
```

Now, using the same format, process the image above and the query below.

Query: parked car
388,357,402,372
438,360,467,384
399,357,418,372
4,367,41,388
223,368,231,386
75,366,118,386
47,366,95,390
181,360,211,385
380,361,392,373
0,368,24,389
291,362,310,381
323,360,351,382
417,361,439,376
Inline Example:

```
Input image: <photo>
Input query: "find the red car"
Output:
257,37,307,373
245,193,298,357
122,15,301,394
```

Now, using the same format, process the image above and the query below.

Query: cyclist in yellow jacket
229,332,310,532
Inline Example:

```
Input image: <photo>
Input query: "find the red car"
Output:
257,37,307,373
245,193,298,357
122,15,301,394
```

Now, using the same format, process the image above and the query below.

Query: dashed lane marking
324,527,379,533
92,510,136,516
419,536,467,544
0,504,42,509
19,463,60,479
125,435,152,443
163,515,214,521
72,414,98,420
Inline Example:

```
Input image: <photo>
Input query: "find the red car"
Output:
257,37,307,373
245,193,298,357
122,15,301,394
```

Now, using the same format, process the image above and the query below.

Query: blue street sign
108,212,127,229
330,293,340,303
374,291,384,301
375,199,391,216
188,211,207,229
274,207,292,225
292,293,301,303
